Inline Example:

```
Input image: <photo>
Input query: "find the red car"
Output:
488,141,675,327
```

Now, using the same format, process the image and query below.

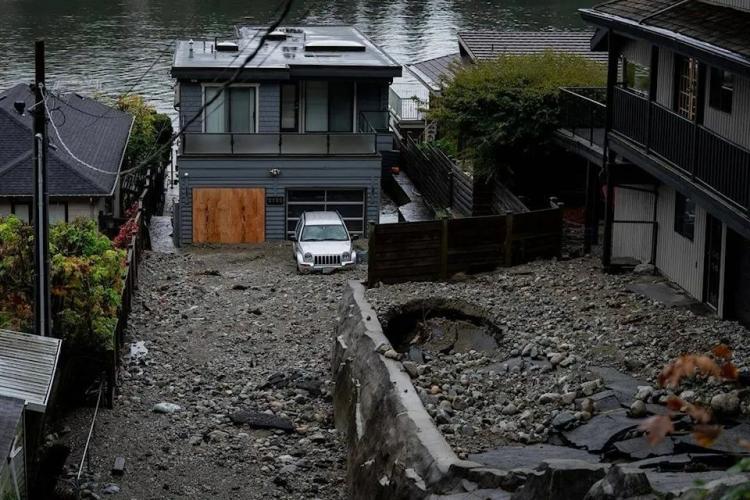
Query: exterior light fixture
269,168,281,177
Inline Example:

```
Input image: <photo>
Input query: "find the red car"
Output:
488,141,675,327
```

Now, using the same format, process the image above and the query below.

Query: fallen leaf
692,425,722,447
721,362,739,381
658,355,721,388
712,344,732,360
685,404,712,424
666,395,685,411
639,415,674,445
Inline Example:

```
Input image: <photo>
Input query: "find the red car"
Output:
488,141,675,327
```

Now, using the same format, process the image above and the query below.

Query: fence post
440,218,449,280
504,214,514,266
367,222,376,287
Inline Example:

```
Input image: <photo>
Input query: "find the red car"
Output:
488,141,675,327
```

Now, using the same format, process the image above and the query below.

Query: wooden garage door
192,188,265,243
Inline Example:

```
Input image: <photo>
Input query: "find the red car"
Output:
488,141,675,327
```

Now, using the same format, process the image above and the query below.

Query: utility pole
32,39,51,337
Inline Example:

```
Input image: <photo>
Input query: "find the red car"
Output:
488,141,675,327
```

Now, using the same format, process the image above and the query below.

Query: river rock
153,402,181,414
710,392,740,415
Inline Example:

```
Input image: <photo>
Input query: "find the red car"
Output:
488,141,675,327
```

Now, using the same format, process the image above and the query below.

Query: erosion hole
380,298,502,355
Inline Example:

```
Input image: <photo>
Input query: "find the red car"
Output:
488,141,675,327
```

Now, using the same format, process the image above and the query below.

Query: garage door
286,189,365,239
193,188,265,243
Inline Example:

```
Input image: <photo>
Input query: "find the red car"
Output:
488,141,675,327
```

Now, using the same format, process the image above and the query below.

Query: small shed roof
457,31,608,64
407,53,463,93
0,329,62,412
0,395,24,460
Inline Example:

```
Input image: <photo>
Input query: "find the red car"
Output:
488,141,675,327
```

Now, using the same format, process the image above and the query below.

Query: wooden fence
368,208,563,286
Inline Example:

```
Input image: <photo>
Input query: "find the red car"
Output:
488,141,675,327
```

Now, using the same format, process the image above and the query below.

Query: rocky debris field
365,257,750,461
54,244,365,499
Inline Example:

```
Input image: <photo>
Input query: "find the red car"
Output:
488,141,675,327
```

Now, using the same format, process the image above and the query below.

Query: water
0,0,592,117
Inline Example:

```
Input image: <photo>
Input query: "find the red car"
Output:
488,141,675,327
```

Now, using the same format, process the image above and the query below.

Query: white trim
201,83,260,133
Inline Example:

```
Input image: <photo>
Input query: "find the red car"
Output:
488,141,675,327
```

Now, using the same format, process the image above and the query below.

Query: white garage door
286,189,366,239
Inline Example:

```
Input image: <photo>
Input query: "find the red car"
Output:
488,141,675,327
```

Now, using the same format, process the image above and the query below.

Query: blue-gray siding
178,156,381,244
259,83,280,133
179,83,203,133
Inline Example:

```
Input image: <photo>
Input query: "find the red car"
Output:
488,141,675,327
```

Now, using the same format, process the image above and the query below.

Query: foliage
116,95,173,172
0,216,125,352
113,203,140,249
427,51,606,177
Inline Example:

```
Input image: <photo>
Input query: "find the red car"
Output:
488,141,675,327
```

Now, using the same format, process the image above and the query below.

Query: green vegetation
428,51,606,176
0,216,125,351
116,94,173,172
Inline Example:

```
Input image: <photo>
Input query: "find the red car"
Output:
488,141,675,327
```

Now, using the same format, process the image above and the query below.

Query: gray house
0,84,133,223
172,25,401,244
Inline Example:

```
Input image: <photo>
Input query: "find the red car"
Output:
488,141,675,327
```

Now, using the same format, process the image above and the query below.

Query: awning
0,329,62,413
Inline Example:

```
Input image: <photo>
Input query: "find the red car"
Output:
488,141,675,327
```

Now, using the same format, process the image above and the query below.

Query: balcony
611,86,750,213
557,87,607,148
181,132,378,156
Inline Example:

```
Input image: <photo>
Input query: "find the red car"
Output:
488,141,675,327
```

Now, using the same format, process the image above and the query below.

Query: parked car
291,211,357,273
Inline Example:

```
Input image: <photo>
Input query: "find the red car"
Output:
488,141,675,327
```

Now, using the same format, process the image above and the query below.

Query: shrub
428,51,606,177
0,216,125,352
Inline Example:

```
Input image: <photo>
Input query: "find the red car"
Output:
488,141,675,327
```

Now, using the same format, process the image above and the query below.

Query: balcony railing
181,132,378,156
611,86,750,212
557,87,606,148
358,111,391,134
389,87,428,122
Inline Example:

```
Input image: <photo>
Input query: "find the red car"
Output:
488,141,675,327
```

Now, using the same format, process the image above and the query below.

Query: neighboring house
171,25,401,245
395,31,608,138
575,0,750,326
0,84,134,223
0,329,62,500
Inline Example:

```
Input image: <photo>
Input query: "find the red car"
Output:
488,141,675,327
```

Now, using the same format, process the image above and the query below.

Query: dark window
709,68,733,114
674,192,696,240
622,57,650,96
674,55,698,120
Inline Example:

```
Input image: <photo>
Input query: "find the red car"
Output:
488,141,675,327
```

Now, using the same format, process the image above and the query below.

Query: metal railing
358,110,391,134
557,87,606,147
389,87,428,122
181,132,378,155
611,86,750,212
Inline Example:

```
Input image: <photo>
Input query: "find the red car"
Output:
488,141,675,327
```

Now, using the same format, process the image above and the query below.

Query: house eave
579,8,750,77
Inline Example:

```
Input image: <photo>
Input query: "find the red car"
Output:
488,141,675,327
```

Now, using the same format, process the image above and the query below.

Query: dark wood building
570,0,750,325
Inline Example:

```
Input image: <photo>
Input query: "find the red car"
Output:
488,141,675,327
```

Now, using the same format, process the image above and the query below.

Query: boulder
512,459,608,500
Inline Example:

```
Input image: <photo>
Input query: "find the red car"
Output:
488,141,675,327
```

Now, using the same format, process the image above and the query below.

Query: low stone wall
332,280,498,498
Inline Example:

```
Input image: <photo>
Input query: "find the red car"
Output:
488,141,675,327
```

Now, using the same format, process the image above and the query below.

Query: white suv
292,211,357,273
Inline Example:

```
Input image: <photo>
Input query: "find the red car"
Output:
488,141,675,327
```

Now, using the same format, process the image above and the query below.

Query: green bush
428,51,606,176
0,216,125,352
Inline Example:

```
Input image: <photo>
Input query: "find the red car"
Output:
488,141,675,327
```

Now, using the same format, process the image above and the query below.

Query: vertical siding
655,185,707,299
656,49,674,108
703,72,750,149
258,83,280,133
179,83,203,133
612,186,656,263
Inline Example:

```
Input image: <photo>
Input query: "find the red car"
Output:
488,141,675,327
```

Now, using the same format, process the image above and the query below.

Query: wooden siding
703,72,750,149
177,156,381,244
612,185,656,264
655,185,707,300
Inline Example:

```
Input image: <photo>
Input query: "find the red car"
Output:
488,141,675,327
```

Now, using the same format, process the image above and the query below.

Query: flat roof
172,25,402,80
0,329,62,413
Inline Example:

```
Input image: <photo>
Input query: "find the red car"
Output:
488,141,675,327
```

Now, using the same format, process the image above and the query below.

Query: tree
428,51,606,177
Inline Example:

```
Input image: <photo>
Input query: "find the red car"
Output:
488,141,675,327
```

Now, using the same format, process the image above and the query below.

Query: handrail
182,132,378,155
559,87,607,107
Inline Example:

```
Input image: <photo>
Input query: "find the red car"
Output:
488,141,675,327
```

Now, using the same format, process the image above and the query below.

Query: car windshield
301,224,349,242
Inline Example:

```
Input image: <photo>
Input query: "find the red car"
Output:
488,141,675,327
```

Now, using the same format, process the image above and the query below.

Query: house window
49,202,67,224
674,55,699,120
11,202,30,223
709,68,733,114
622,57,650,96
674,192,696,240
204,86,257,133
280,83,298,132
304,82,354,133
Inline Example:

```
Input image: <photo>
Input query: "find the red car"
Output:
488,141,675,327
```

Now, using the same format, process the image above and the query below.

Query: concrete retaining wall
332,280,505,499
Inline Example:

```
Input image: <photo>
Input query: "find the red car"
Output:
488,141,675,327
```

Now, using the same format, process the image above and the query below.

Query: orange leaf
658,355,721,388
692,425,722,447
712,344,732,360
721,362,739,381
666,396,685,411
685,404,713,424
739,439,750,451
639,415,674,445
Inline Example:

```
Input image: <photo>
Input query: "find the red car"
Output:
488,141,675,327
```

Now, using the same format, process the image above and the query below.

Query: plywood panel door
192,188,265,243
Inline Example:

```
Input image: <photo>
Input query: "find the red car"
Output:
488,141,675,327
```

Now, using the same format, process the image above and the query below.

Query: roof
303,211,344,224
0,84,133,197
172,25,402,80
457,31,608,64
0,329,62,412
581,0,750,73
407,53,464,93
0,395,23,461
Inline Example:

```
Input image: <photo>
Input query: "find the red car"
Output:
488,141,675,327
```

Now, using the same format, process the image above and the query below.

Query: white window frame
201,83,260,133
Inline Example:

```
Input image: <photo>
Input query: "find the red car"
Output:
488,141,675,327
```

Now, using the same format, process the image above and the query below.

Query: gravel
55,243,365,499
366,256,750,458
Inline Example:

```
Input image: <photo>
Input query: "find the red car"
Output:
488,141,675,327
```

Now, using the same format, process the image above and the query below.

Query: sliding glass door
204,86,257,133
304,81,354,133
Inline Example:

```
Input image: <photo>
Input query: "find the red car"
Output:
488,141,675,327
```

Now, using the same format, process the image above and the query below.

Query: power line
118,0,296,177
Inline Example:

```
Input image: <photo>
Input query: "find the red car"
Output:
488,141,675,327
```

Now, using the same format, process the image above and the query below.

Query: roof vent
267,30,288,41
304,40,366,52
216,41,240,52
13,100,25,115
